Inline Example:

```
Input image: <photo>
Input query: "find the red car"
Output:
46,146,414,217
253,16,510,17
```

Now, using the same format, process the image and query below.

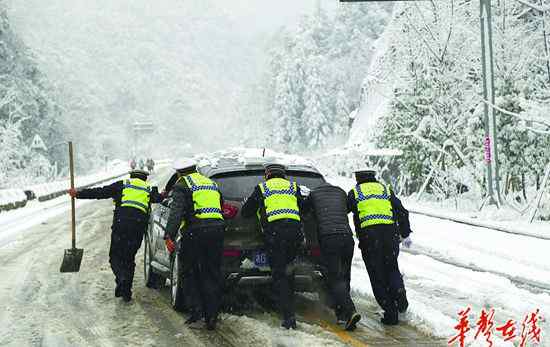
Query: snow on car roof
320,146,403,157
192,147,320,176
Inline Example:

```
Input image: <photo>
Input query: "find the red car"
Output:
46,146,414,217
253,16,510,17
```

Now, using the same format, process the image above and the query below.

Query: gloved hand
160,190,168,200
299,185,311,197
165,238,176,254
68,188,77,198
400,236,412,248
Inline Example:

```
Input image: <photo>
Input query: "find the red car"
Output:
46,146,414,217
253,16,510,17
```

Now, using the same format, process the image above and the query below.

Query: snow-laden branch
480,99,550,129
403,7,444,63
515,0,550,12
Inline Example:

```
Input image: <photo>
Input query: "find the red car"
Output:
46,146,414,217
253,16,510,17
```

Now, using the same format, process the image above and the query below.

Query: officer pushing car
305,182,361,331
164,159,225,330
347,169,411,325
241,163,305,330
69,169,162,302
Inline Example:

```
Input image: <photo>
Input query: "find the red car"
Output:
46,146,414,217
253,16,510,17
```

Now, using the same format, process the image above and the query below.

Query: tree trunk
521,172,527,200
504,172,510,195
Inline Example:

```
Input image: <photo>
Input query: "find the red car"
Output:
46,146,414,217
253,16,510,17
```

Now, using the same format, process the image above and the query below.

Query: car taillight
223,249,241,257
310,247,321,257
222,203,239,219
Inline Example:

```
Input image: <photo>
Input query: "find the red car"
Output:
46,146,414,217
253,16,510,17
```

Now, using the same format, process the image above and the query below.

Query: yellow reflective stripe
121,178,150,213
184,173,223,220
259,178,300,222
354,182,394,228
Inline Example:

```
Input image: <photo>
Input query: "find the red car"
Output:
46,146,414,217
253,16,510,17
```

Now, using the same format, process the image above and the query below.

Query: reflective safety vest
120,178,151,213
258,178,301,223
183,172,224,221
353,182,394,229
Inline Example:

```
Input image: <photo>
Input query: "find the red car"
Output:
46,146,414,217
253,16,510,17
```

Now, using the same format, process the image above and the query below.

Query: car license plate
254,252,269,267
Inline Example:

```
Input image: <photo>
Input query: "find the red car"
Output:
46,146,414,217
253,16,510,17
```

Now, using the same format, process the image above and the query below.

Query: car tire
144,234,161,289
170,252,185,312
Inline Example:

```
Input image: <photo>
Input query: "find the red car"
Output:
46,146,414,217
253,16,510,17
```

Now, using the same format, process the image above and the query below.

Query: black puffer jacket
306,183,352,238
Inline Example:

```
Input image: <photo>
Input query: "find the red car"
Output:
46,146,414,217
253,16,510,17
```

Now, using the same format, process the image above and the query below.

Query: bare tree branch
515,0,550,12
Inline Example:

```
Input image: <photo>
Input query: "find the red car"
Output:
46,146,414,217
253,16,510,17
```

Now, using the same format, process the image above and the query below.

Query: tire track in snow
401,247,550,295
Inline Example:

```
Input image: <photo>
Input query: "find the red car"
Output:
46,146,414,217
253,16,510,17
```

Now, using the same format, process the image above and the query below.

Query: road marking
302,311,368,347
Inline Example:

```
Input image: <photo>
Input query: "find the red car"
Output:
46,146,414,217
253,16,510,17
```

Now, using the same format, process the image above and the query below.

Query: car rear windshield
212,170,325,200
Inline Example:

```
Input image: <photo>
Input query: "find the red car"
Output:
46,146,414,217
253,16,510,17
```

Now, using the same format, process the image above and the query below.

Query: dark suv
143,155,327,311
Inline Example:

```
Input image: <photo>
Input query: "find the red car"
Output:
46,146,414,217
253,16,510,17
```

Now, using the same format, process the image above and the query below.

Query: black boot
381,311,398,325
114,283,122,298
281,317,297,330
345,312,361,331
206,317,217,331
120,280,132,302
185,311,202,325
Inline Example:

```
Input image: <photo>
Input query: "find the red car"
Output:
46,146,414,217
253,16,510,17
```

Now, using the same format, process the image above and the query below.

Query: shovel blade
60,248,84,273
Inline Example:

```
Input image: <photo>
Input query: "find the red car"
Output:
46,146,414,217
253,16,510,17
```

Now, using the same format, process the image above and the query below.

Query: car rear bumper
225,271,323,292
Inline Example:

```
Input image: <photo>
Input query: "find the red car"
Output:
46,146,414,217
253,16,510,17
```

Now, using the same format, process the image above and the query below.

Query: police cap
129,169,150,177
264,163,287,177
173,158,197,173
354,169,377,180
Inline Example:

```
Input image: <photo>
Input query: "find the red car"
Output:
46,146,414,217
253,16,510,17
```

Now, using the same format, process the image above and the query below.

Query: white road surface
2,171,546,346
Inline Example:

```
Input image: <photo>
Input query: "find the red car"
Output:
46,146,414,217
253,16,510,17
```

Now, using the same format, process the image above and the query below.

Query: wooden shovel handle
69,142,76,249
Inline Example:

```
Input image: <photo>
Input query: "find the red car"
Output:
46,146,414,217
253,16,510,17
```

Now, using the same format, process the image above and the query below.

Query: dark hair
266,171,285,180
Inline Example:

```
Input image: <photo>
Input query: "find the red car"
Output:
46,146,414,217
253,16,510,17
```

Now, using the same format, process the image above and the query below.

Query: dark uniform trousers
109,216,147,294
320,233,356,320
264,221,302,320
180,225,224,321
358,224,404,315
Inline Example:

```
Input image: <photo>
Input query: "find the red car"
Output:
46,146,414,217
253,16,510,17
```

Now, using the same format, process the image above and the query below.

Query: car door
156,199,172,266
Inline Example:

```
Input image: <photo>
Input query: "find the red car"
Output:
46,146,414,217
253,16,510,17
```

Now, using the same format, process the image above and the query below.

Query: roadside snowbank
328,175,549,344
0,189,27,212
405,200,550,239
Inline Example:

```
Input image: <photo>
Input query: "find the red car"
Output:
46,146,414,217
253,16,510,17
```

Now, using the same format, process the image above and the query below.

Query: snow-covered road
2,170,546,346
350,211,550,347
0,169,353,347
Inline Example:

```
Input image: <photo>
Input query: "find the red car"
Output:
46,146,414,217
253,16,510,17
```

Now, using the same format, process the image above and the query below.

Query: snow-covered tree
265,2,391,151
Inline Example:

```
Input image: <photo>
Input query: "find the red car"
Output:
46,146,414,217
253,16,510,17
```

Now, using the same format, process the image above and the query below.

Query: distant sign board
30,134,47,151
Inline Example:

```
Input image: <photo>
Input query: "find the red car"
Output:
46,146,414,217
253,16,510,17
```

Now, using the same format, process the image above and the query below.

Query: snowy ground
1,169,547,346
330,175,550,346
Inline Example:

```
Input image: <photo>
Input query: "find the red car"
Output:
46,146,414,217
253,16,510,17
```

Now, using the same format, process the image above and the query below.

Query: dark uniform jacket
165,176,225,240
304,183,353,238
77,180,162,223
346,178,412,238
241,181,305,231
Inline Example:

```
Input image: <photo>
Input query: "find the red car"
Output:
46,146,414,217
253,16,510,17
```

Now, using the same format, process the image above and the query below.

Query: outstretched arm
74,181,122,200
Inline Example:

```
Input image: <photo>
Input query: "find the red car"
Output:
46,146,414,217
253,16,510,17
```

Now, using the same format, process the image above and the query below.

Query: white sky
217,0,338,33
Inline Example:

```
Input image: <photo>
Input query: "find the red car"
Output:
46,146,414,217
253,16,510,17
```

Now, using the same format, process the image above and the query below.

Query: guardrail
0,170,129,213
0,189,28,212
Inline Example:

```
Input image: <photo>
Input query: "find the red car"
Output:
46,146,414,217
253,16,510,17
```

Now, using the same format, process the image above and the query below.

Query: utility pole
480,0,502,206
341,0,504,206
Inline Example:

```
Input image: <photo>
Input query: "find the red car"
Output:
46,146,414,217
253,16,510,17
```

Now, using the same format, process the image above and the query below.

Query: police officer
241,163,304,330
306,182,361,331
68,169,162,302
347,169,411,325
164,160,225,331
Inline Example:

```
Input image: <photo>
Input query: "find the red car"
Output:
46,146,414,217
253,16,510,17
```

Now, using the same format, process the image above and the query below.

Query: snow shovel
60,141,83,273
